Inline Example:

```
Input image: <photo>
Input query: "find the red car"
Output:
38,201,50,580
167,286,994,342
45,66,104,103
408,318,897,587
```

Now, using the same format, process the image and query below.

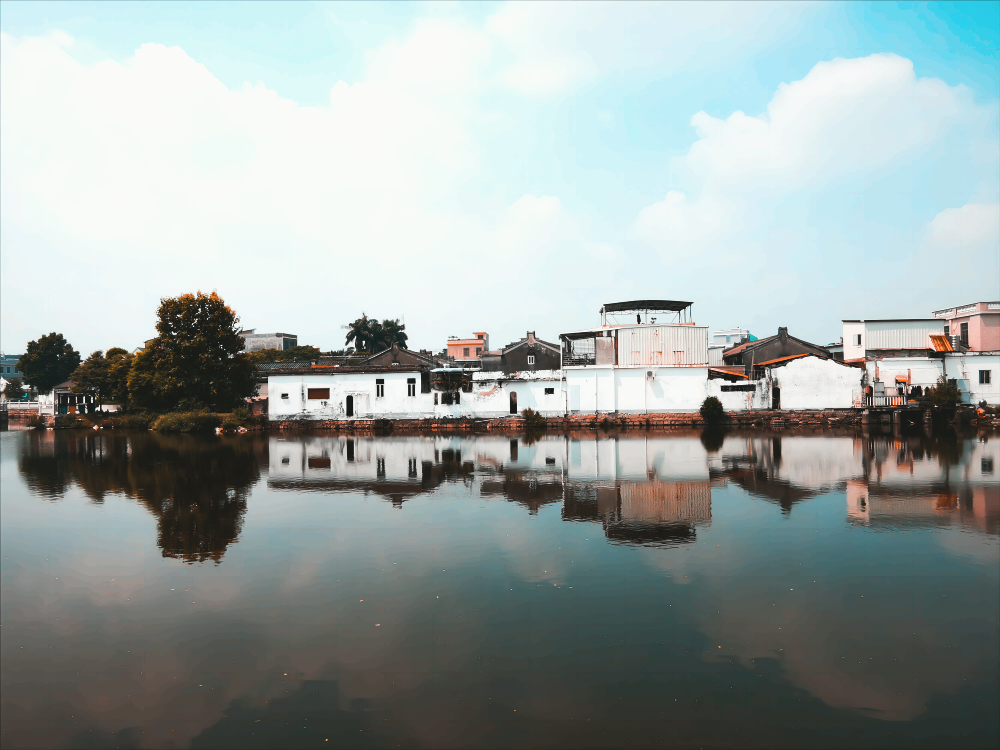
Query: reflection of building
847,436,999,533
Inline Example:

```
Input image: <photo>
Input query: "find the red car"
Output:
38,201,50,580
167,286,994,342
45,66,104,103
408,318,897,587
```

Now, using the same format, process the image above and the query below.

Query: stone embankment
269,409,862,433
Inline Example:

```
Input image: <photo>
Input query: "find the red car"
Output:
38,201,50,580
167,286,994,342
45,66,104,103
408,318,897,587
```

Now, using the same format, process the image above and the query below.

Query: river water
1,428,997,749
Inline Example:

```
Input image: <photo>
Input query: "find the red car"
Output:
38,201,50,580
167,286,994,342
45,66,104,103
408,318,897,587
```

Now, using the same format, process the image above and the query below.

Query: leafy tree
927,377,961,406
128,291,256,411
107,349,135,409
245,345,321,363
3,376,25,400
19,333,81,394
71,351,112,407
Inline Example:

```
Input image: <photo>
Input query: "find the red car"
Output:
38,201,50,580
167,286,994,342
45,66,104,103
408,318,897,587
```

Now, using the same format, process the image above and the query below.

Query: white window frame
527,355,535,365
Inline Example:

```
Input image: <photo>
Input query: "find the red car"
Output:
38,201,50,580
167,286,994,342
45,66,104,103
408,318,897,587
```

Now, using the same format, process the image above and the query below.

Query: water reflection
16,430,261,563
4,428,998,749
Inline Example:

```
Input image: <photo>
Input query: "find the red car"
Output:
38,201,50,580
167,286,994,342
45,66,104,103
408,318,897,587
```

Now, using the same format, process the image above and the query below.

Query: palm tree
345,314,375,353
378,319,408,351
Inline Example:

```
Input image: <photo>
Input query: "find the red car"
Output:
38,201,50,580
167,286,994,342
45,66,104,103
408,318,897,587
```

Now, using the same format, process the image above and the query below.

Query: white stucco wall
768,356,861,410
944,353,1000,405
269,371,435,420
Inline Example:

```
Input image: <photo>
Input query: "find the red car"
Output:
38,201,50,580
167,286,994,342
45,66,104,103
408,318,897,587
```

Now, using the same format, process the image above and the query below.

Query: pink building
447,332,489,363
932,302,1000,351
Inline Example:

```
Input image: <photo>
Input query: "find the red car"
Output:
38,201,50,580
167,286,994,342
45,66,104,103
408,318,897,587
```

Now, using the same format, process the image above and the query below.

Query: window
281,393,289,399
307,388,330,400
455,391,460,404
421,371,431,393
944,325,950,337
980,370,992,385
376,378,385,398
855,334,862,346
407,378,416,397
983,458,994,474
544,387,555,395
527,355,535,365
464,347,470,357
476,348,482,356
960,322,969,346
477,334,484,340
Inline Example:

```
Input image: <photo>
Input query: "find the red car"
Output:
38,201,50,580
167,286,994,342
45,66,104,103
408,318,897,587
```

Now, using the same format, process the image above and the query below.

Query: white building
842,319,945,361
239,330,298,352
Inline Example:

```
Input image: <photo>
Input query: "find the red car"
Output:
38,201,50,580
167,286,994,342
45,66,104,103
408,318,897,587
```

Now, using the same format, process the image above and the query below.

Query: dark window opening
346,439,355,462
421,371,431,393
944,325,950,336
855,334,862,346
455,391,460,404
979,370,991,385
464,347,470,357
544,387,555,395
281,393,289,399
545,457,555,465
509,391,518,414
434,393,439,405
983,458,994,474
307,388,330,400
407,378,416,397
376,379,385,398
281,457,290,465
476,347,482,356
960,322,969,346
346,395,354,417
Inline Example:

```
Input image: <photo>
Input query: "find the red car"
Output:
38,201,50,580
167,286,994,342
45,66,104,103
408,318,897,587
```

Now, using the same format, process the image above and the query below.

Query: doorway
346,395,354,417
509,391,518,415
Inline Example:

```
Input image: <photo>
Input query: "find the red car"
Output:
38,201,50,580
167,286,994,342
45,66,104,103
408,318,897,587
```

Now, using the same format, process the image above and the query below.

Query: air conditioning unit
646,371,654,380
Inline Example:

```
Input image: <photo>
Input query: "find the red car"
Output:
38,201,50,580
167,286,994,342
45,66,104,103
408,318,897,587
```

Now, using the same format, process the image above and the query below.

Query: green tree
128,291,257,411
19,332,81,394
245,345,321,363
700,396,725,423
107,349,135,409
3,376,25,400
70,351,112,407
927,377,961,406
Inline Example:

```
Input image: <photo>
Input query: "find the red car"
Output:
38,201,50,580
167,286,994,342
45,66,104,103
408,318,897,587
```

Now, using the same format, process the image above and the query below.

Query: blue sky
1,1,998,354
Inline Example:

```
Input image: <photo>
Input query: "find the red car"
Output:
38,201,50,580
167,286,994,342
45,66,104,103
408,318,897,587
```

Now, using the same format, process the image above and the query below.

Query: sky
1,1,998,356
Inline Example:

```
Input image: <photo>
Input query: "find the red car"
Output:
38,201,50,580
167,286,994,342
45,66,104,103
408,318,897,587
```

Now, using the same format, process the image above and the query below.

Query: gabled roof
503,336,560,355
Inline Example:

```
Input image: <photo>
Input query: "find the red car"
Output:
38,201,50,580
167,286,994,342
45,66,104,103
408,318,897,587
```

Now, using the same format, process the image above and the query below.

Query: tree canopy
18,332,81,394
70,348,134,407
245,345,321,363
3,377,25,400
128,291,257,411
344,314,408,354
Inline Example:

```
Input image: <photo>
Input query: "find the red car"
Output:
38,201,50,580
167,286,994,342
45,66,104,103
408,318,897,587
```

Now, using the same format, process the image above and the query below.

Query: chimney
527,331,536,347
778,327,788,342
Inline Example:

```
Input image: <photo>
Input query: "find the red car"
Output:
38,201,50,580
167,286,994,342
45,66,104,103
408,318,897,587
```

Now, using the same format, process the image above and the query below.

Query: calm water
1,428,998,749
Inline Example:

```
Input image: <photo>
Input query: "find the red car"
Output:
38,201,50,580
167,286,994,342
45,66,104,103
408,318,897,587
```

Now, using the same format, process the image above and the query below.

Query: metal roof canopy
601,300,691,314
601,299,693,326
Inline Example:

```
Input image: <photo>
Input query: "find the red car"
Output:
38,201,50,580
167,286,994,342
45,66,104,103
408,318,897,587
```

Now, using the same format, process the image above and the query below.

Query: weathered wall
865,357,944,392
770,357,861,410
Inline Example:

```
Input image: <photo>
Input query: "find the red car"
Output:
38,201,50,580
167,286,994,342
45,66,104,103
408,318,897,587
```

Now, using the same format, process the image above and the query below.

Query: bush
700,396,725,423
521,407,547,430
103,412,158,429
926,377,961,407
54,415,85,429
27,414,47,429
153,411,223,433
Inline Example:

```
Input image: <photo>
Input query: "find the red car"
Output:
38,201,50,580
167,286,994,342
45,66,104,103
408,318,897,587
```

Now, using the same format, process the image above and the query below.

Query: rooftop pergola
600,300,694,326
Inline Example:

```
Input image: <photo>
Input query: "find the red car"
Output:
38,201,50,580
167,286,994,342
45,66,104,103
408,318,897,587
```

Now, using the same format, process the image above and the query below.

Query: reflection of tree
480,469,563,515
17,431,261,564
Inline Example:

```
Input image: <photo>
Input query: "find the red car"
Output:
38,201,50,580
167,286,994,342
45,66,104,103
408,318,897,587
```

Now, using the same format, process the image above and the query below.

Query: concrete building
842,319,945,362
931,302,1000,351
560,300,711,414
447,332,488,365
481,331,561,374
238,330,298,352
0,353,26,399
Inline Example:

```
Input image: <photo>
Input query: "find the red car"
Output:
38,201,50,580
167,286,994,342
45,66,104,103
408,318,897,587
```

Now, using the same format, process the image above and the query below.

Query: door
509,391,518,415
346,395,354,417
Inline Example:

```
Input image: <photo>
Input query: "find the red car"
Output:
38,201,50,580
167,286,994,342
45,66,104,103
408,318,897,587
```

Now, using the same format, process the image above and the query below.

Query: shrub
27,414,47,429
700,396,725,423
54,415,85,429
521,407,547,431
926,377,961,407
102,412,157,429
153,411,223,433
